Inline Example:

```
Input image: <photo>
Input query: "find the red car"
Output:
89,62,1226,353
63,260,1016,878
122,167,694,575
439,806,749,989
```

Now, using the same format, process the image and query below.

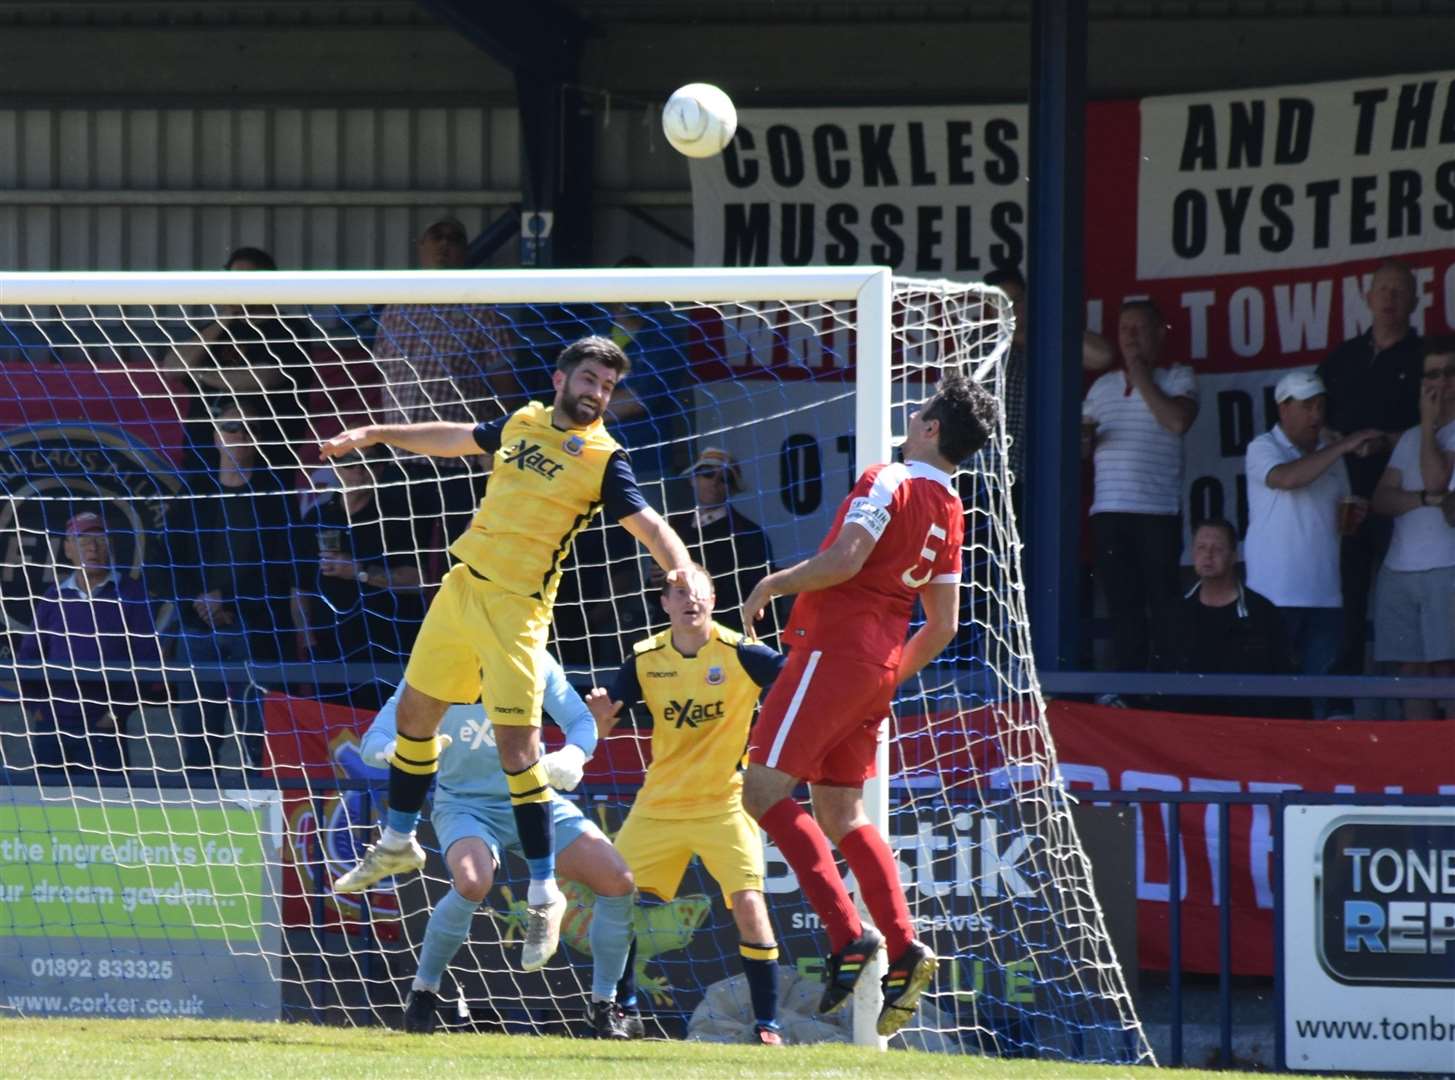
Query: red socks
758,802,914,959
838,824,915,958
759,798,861,952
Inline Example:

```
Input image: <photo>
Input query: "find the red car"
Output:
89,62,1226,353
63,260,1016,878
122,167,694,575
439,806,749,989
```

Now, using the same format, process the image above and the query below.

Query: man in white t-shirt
1082,299,1198,673
1370,337,1455,719
1244,371,1382,718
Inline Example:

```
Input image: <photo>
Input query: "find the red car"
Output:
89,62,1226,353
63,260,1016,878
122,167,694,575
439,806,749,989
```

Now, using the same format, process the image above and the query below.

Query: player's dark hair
1422,335,1455,361
557,335,632,378
1192,517,1237,549
659,562,712,601
1119,297,1165,326
921,372,998,464
983,267,1026,291
224,246,277,271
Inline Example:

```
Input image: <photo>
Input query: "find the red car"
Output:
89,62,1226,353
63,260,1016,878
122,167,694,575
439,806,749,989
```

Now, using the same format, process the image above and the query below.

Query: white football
662,83,738,159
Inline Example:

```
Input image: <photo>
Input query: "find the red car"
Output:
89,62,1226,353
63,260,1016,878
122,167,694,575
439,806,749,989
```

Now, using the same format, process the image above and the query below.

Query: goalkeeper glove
541,744,589,792
371,732,453,766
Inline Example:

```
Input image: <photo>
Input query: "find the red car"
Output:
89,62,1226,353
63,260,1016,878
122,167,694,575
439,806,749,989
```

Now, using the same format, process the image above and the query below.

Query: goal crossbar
0,267,892,307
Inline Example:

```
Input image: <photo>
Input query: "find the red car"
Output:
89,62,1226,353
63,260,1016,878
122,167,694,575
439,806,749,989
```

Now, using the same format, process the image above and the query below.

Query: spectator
1148,518,1293,717
549,522,650,672
374,219,515,549
982,267,1113,519
665,447,776,635
1081,299,1198,673
294,448,424,707
1369,336,1455,719
163,246,316,477
1316,259,1424,674
162,398,301,777
15,512,161,779
1244,371,1382,719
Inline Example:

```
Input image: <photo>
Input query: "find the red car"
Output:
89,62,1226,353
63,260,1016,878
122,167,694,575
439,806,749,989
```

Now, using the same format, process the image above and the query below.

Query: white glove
372,732,453,766
540,744,588,792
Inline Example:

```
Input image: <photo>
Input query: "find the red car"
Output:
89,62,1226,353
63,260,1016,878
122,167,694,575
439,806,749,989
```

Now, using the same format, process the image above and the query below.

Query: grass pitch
2,1017,1284,1079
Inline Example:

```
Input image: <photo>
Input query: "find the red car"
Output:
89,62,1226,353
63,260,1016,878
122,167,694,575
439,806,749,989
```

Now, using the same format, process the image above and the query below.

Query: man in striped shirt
1082,299,1199,674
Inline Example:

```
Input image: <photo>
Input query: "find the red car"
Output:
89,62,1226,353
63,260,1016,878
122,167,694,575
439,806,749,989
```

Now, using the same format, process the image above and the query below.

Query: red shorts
748,647,897,786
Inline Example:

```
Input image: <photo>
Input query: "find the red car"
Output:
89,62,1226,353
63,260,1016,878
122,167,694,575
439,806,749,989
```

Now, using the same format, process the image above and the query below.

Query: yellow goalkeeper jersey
449,401,641,603
613,622,785,818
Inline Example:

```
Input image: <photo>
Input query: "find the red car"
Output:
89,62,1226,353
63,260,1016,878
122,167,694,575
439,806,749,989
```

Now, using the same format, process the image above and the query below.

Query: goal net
0,267,1148,1063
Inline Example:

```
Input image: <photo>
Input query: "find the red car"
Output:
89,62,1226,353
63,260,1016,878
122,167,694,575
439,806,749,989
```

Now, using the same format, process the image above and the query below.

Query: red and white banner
1046,701,1455,975
261,691,1452,976
561,694,1455,977
690,72,1455,542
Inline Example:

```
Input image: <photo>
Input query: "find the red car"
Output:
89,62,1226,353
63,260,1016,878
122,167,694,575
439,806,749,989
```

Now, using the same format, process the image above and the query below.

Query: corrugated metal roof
0,104,522,269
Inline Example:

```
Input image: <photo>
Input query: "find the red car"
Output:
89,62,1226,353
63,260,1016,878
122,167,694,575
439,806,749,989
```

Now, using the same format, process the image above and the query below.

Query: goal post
0,266,1149,1063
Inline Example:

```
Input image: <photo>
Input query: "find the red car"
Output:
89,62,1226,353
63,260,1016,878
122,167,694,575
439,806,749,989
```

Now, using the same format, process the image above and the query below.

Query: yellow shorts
403,564,550,726
613,805,765,908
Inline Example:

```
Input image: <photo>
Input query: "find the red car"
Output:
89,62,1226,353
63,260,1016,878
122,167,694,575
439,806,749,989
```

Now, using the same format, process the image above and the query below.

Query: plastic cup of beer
1337,495,1368,536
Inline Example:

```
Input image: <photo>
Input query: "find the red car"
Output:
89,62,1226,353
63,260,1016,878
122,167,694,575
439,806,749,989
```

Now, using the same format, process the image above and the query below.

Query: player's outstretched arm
539,656,598,792
618,506,702,591
320,421,483,461
585,688,624,741
587,655,639,740
894,581,960,686
740,522,876,631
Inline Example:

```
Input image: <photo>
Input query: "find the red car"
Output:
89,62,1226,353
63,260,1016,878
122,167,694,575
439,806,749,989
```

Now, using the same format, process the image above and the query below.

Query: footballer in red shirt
739,372,997,1038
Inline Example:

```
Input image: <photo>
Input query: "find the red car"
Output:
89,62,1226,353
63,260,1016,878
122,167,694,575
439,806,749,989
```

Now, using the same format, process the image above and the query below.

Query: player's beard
559,386,603,426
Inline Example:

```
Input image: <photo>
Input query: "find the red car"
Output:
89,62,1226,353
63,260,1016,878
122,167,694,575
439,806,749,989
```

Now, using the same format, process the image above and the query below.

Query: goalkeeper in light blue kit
359,654,641,1039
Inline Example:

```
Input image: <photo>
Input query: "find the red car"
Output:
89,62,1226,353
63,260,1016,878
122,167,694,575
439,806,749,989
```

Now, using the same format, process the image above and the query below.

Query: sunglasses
216,420,246,435
693,466,727,479
1421,366,1455,380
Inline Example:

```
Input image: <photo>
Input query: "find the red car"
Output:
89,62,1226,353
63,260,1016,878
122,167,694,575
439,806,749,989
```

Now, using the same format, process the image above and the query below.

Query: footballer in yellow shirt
589,570,787,1044
319,335,701,973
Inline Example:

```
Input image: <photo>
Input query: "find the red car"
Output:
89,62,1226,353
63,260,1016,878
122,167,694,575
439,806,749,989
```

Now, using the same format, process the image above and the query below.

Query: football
662,83,738,158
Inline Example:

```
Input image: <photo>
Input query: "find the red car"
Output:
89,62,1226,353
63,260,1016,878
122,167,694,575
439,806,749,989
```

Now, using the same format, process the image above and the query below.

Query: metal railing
1069,789,1451,1071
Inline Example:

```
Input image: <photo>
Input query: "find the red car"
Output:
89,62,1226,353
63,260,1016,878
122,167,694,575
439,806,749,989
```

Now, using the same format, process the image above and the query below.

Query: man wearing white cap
1244,371,1382,717
667,447,776,635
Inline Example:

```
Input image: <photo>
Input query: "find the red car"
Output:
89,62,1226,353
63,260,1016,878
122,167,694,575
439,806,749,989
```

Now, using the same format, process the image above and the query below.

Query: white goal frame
2,265,900,1046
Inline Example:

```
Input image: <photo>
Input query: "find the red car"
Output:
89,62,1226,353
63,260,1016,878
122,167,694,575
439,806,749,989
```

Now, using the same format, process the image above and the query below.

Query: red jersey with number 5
782,460,963,668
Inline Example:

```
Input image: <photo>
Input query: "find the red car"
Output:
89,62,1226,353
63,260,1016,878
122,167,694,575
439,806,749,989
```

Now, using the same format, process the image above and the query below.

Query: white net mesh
0,270,1148,1062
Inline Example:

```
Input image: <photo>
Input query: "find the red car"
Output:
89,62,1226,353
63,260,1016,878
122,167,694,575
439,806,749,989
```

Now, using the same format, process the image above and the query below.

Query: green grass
1,1017,1282,1079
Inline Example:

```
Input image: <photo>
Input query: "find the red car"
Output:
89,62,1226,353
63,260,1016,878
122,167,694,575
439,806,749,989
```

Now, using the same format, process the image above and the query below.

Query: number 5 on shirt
901,523,948,588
